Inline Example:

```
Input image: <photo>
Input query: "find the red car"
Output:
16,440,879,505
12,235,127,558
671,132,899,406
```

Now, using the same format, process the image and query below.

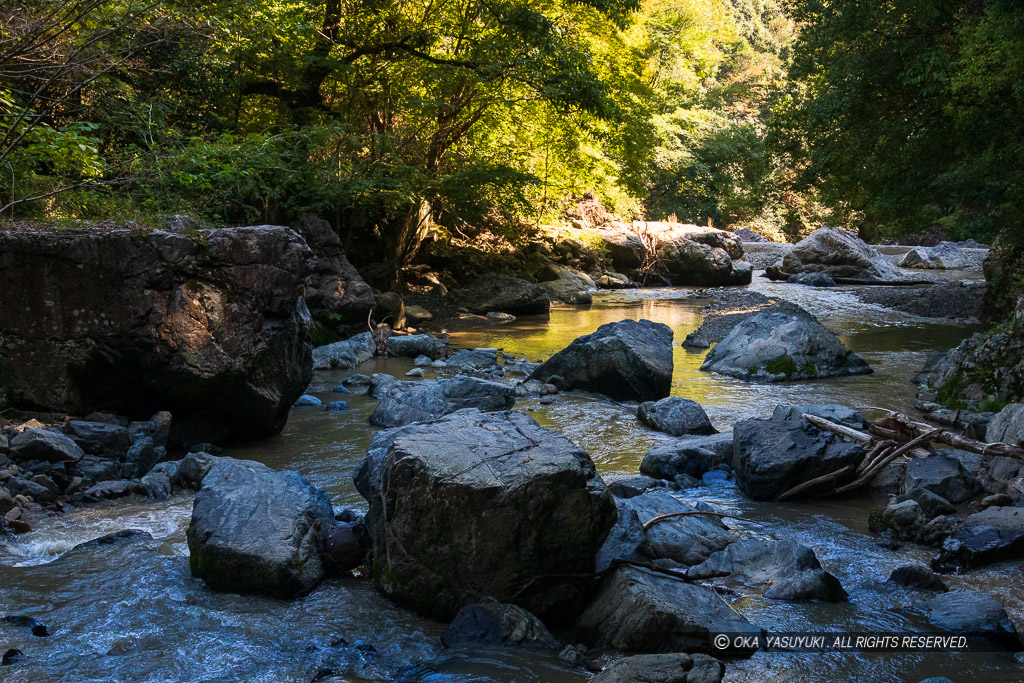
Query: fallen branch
775,465,855,501
882,411,1024,460
833,428,942,494
802,414,872,444
642,510,760,531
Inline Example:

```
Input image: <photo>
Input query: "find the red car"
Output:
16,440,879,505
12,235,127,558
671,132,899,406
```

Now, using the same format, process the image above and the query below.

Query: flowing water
3,256,1021,683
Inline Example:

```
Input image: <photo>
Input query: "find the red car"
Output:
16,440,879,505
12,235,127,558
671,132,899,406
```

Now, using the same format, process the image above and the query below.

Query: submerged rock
640,432,734,481
577,565,757,653
187,458,335,598
916,591,1017,642
368,375,515,428
638,398,716,436
787,272,835,287
530,319,673,401
731,418,864,501
686,539,848,602
887,564,949,592
442,599,559,649
782,227,903,281
590,653,725,683
701,312,871,383
353,409,616,621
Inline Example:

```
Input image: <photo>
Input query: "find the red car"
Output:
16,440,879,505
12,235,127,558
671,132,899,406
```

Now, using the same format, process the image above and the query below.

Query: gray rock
577,565,758,653
414,355,433,367
595,224,646,270
446,348,499,372
987,403,1024,446
187,458,335,598
122,412,171,480
536,264,595,305
293,395,322,407
731,418,864,501
701,312,872,382
6,476,54,503
353,409,616,621
686,539,847,602
590,653,725,683
530,319,673,401
657,236,751,286
605,475,678,499
368,375,515,428
787,272,835,287
137,470,172,500
385,334,446,359
9,429,84,463
64,421,130,459
405,305,433,324
782,227,903,281
887,564,948,592
404,368,424,378
893,489,956,520
732,228,768,243
72,455,120,484
83,480,134,501
933,506,1024,572
899,242,969,270
904,455,982,504
917,591,1017,642
771,404,869,430
442,599,559,649
638,398,716,436
640,432,734,481
177,451,222,490
458,274,550,316
312,332,376,370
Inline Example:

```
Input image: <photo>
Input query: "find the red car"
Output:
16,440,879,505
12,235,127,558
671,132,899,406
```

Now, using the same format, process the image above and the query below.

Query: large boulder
0,225,328,442
700,312,872,382
187,458,335,598
898,242,969,270
594,225,646,270
368,374,516,427
353,409,616,621
731,418,864,500
590,653,725,683
385,334,446,359
657,236,751,287
639,432,734,481
644,223,744,260
312,331,376,370
685,539,848,602
9,428,84,463
903,455,982,504
638,398,716,436
577,565,757,653
933,506,1024,572
458,274,550,316
530,319,673,401
292,215,374,324
782,227,903,281
535,264,595,305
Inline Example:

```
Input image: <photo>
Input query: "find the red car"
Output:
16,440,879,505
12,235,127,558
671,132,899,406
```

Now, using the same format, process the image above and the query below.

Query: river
4,253,1021,682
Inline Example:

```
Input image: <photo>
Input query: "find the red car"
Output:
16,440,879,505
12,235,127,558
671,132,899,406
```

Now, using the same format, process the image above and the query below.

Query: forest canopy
1,0,1022,263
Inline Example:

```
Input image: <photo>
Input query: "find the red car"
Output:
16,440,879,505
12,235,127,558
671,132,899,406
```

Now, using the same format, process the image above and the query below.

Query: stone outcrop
530,319,673,401
700,312,872,382
353,409,616,621
0,224,359,442
457,274,550,316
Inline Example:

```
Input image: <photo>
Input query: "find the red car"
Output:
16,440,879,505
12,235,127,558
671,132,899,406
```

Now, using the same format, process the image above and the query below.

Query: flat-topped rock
933,506,1024,572
368,374,515,427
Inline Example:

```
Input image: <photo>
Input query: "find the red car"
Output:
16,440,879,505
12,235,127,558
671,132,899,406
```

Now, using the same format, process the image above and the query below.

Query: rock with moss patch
700,312,871,383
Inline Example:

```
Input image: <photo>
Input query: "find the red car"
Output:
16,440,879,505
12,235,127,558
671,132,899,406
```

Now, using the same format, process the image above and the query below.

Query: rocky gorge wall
0,221,371,444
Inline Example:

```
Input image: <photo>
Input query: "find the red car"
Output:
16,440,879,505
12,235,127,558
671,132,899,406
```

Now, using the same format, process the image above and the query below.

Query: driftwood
775,411,1023,499
641,510,760,531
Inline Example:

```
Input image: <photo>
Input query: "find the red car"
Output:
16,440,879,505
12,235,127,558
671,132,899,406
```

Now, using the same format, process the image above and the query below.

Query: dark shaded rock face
701,312,872,383
656,236,752,287
590,653,725,683
686,539,848,602
292,215,374,324
458,274,550,316
887,564,949,592
0,225,338,442
187,458,335,598
731,418,864,501
353,409,616,622
442,599,559,649
530,319,673,401
782,227,903,281
577,566,757,654
368,374,516,427
9,429,83,463
933,506,1024,572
